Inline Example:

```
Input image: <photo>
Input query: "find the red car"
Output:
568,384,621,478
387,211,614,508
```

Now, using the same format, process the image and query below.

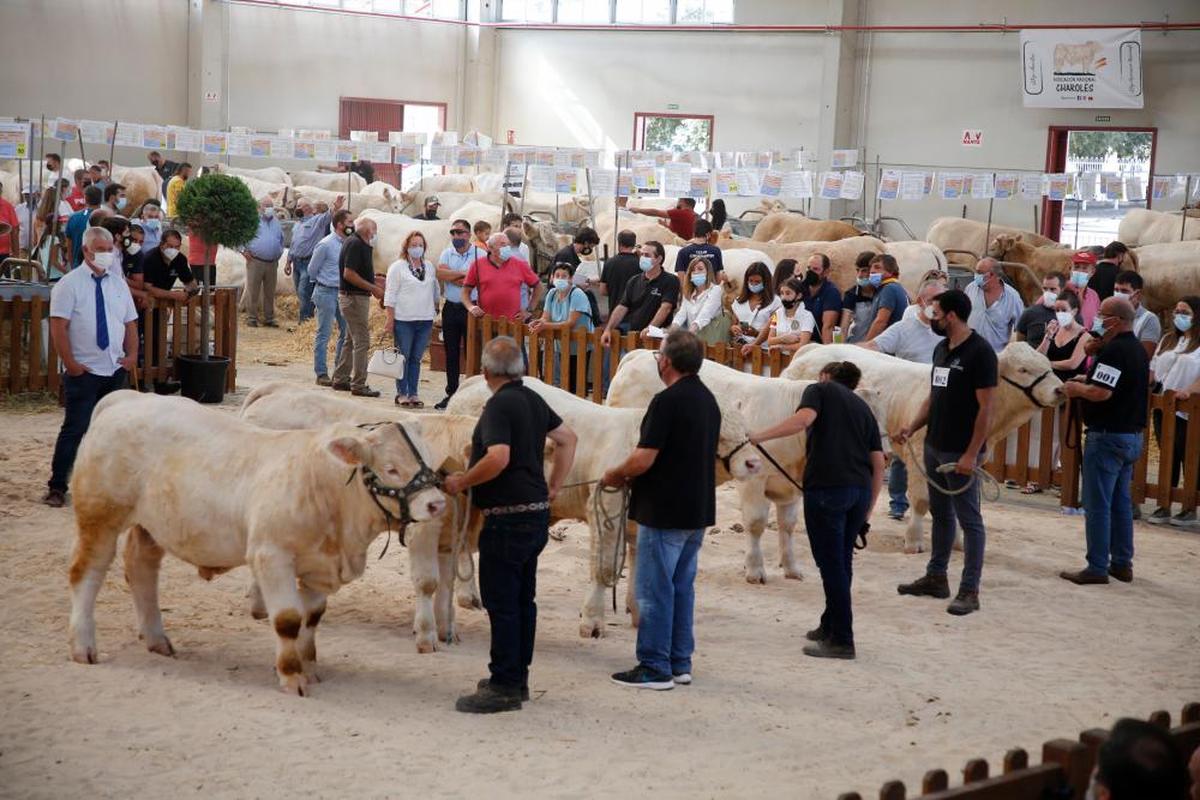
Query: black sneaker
802,640,856,660
805,626,828,642
434,396,451,411
331,381,351,392
477,678,530,702
610,665,674,691
897,574,951,599
351,386,381,398
455,682,522,714
947,590,981,616
42,488,66,508
246,319,258,328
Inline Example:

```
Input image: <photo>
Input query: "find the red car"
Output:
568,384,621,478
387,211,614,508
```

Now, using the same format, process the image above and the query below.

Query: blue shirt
437,243,483,304
244,215,284,262
65,208,92,266
802,280,842,343
545,286,594,354
289,210,331,260
306,232,345,288
140,218,163,251
868,281,909,334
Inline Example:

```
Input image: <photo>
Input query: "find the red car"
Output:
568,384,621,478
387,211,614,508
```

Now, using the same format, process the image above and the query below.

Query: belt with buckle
481,500,551,517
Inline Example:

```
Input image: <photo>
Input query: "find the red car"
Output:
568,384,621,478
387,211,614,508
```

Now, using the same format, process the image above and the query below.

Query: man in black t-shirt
673,219,725,287
1090,240,1132,302
600,241,680,345
1060,297,1148,585
749,361,884,659
602,331,719,690
552,226,600,270
592,230,641,322
1015,272,1068,349
896,289,997,616
334,217,384,396
444,338,577,714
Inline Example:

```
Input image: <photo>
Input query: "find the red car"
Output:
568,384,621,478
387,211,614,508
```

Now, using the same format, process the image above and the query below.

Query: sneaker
434,396,451,411
351,386,381,398
897,573,951,599
246,319,258,328
263,320,279,328
802,640,856,660
805,626,828,642
455,682,522,714
477,678,529,702
610,665,674,691
887,510,906,521
331,381,351,392
946,590,980,616
1108,564,1133,583
315,374,332,387
1060,569,1109,585
1169,510,1197,527
42,488,66,508
672,672,692,686
1145,507,1171,525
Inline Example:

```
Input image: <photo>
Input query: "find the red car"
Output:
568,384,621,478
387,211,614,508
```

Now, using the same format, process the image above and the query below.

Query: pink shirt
463,255,539,319
1072,286,1100,330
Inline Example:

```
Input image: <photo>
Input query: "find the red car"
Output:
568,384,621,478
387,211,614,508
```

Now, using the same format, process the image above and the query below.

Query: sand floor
1,324,1198,799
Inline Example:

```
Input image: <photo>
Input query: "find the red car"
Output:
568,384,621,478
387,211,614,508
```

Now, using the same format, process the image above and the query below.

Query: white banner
1020,28,1143,108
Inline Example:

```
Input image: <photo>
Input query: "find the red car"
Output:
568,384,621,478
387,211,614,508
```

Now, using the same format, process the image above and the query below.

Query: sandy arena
2,323,1198,799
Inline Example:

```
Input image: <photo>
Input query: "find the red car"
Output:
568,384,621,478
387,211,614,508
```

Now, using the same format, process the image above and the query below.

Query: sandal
1020,482,1043,495
408,397,425,408
394,395,403,405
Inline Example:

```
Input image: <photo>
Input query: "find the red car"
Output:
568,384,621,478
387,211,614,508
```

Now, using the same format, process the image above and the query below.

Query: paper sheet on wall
1045,174,1070,201
429,145,453,166
1019,173,1044,199
756,151,774,170
528,165,556,193
689,171,711,199
1075,173,1097,201
555,168,578,194
994,173,1018,199
173,129,202,153
311,141,336,162
333,141,356,163
533,147,555,167
782,170,813,199
569,150,588,169
52,118,79,143
1150,175,1181,201
840,171,865,200
631,161,658,190
432,131,458,147
226,134,250,157
583,150,603,169
201,131,227,156
249,137,272,158
0,121,30,158
140,126,167,150
588,169,616,196
364,142,391,163
393,144,421,165
481,147,508,168
77,120,113,146
736,169,761,197
1100,173,1124,200
458,147,481,167
758,169,784,198
817,171,843,200
899,172,926,200
938,173,964,199
969,173,995,199
298,130,332,141
663,162,692,195
1124,176,1145,201
877,169,901,200
831,149,858,168
270,137,295,160
390,131,427,147
551,149,572,167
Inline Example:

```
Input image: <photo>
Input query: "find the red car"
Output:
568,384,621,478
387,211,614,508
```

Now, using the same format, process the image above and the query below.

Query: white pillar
187,0,229,135
813,0,861,220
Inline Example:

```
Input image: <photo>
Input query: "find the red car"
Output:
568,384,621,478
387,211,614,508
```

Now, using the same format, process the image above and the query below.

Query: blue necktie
93,274,110,350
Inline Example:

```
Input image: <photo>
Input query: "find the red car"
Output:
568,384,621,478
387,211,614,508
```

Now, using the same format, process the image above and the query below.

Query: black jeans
1152,409,1188,491
441,301,467,396
478,509,550,689
48,369,128,492
802,485,872,647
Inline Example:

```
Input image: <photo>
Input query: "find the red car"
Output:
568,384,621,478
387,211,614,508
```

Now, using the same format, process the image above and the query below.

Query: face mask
553,278,569,291
930,317,948,337
116,197,127,210
802,270,821,287
690,273,707,287
452,236,468,250
1113,291,1131,303
1091,317,1106,337
262,209,274,220
1175,313,1192,332
639,256,653,272
580,246,593,256
91,251,114,272
780,297,797,310
1071,270,1088,288
142,218,161,230
921,304,935,320
162,247,180,261
972,273,986,288
1055,311,1074,327
747,282,764,294
868,273,883,288
407,246,424,261
499,246,513,261
368,235,378,248
126,242,141,256
855,277,869,288
343,226,354,237
1042,290,1057,307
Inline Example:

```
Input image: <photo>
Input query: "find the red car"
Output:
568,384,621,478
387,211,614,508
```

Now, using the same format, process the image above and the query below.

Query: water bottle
832,325,843,344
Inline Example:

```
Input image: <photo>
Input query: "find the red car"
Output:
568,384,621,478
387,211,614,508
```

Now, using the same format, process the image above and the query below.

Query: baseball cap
1071,251,1098,266
426,195,440,205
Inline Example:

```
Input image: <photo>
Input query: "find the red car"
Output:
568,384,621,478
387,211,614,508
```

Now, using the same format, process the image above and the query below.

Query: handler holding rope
894,289,997,617
603,329,720,691
444,337,577,714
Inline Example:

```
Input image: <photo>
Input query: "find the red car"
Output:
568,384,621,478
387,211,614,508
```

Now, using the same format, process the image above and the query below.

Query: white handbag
367,348,406,379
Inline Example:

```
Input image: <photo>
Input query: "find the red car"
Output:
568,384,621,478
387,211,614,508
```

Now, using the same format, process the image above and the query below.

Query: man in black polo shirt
141,229,197,301
602,330,720,690
552,226,600,270
672,219,725,288
1060,297,1148,585
333,217,383,397
445,338,577,713
749,360,885,660
592,229,641,323
895,289,997,616
600,240,679,345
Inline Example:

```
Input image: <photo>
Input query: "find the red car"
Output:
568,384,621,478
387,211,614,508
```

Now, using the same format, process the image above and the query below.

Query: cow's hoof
70,643,98,664
250,607,268,621
146,636,175,657
456,592,482,611
903,543,925,555
745,568,767,585
302,665,322,684
279,674,309,697
439,628,460,645
783,567,804,581
415,635,438,654
580,620,605,639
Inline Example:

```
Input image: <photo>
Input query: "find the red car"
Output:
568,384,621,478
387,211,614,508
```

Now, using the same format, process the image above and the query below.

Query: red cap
1071,251,1098,266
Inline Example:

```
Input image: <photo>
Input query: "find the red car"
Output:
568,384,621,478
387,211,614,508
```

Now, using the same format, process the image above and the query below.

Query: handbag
697,310,733,345
367,348,406,379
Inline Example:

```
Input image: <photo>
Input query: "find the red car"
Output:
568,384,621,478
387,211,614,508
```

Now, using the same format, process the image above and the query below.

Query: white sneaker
672,672,692,686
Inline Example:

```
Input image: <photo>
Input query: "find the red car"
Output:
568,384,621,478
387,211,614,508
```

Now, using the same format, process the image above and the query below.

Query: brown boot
897,573,951,599
1059,569,1109,585
1108,565,1133,583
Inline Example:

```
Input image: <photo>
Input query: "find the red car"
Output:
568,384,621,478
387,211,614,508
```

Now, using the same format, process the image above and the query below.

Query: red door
339,97,404,187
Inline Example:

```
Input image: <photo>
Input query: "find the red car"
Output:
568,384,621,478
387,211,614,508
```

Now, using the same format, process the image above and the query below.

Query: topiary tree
175,172,259,361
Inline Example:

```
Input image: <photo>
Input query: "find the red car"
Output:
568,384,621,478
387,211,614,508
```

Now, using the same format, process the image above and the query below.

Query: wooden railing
460,314,1200,515
837,702,1199,800
0,288,238,396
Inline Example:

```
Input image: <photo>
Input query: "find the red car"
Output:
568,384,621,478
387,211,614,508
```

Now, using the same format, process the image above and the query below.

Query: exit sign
667,104,680,110
1095,115,1112,122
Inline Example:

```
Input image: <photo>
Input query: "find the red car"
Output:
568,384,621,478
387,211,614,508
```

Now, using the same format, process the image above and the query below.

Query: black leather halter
349,422,443,555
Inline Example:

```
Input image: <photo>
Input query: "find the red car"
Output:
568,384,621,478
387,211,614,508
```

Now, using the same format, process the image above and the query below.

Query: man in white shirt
964,257,1024,351
43,227,139,508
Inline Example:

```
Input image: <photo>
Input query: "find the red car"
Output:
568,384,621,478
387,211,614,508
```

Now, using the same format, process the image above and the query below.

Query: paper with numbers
818,171,843,200
1091,363,1122,388
783,170,813,199
994,173,1018,199
1019,173,1045,199
840,171,865,200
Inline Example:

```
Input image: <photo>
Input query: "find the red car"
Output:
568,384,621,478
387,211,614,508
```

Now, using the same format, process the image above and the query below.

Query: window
233,0,463,19
499,0,554,21
499,0,734,24
615,0,671,23
556,0,611,23
634,113,713,153
676,0,732,23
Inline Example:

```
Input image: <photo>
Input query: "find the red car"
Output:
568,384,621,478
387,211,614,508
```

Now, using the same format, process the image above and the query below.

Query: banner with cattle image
1020,28,1142,108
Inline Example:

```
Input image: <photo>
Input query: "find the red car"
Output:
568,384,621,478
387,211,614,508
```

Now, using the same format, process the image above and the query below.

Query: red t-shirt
463,255,539,319
187,234,217,266
65,187,87,212
666,207,697,240
0,198,19,256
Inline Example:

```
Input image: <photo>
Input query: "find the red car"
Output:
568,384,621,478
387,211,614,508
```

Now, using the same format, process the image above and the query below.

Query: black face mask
802,270,821,288
930,318,949,337
580,246,593,256
343,226,354,237
780,297,798,310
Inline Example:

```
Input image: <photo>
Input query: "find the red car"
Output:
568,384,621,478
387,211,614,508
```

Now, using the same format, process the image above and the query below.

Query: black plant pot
176,354,230,404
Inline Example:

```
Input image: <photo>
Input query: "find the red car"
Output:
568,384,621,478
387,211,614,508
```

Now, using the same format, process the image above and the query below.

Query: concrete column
813,0,861,219
187,0,229,134
461,0,498,137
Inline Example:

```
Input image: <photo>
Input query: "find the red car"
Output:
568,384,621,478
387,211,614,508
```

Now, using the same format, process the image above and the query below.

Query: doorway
1042,126,1157,247
338,97,447,188
633,112,714,153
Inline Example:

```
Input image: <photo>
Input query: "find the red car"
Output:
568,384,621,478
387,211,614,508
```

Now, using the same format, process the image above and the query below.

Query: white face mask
126,242,141,255
162,247,180,261
921,303,935,320
1055,311,1074,328
1042,290,1058,307
368,235,378,248
91,251,115,272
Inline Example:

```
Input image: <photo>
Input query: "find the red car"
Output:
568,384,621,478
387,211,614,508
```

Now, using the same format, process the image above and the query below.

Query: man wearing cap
1066,251,1102,330
413,196,440,221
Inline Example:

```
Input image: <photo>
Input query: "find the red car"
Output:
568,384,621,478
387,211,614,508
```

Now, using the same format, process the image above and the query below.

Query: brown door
339,97,404,187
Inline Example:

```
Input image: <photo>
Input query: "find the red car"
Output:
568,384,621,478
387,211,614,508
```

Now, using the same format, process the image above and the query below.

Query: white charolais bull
67,392,447,695
289,170,367,193
238,382,482,653
359,203,504,273
447,375,761,637
606,351,887,584
784,343,1063,553
1118,208,1200,247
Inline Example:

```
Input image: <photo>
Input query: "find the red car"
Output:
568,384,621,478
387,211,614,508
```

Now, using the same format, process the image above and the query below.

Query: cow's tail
240,381,290,414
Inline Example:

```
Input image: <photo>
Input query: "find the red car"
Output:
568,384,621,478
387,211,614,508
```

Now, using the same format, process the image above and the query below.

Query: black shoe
610,665,674,691
153,380,181,395
477,678,530,702
434,396,451,411
351,386,381,398
315,374,332,387
1059,569,1109,585
455,682,522,714
42,488,66,508
1108,565,1133,583
947,590,981,616
331,381,351,392
897,573,951,599
805,626,828,642
246,319,258,328
802,640,856,660
263,320,279,328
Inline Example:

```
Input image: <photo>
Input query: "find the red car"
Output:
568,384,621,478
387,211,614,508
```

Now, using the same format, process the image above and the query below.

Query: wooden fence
0,288,238,396
837,702,1199,800
461,314,1200,515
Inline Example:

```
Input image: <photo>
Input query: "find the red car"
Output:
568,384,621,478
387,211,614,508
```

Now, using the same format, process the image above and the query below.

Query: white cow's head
327,422,447,523
715,398,763,482
998,342,1065,410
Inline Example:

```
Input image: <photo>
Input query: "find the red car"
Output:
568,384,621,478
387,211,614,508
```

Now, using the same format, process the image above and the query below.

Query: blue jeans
1081,431,1143,574
291,256,315,322
312,285,346,377
49,369,129,492
478,510,550,689
803,485,872,647
888,458,909,516
634,525,705,677
392,319,433,399
925,444,987,592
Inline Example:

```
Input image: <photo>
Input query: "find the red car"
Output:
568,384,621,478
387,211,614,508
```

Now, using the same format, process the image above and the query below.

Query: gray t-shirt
965,281,1024,352
873,315,942,364
1132,305,1162,346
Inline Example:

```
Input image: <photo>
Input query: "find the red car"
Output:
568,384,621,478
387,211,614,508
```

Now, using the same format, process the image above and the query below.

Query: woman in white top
765,277,816,356
384,231,440,407
671,256,726,344
731,261,781,356
1146,296,1200,524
